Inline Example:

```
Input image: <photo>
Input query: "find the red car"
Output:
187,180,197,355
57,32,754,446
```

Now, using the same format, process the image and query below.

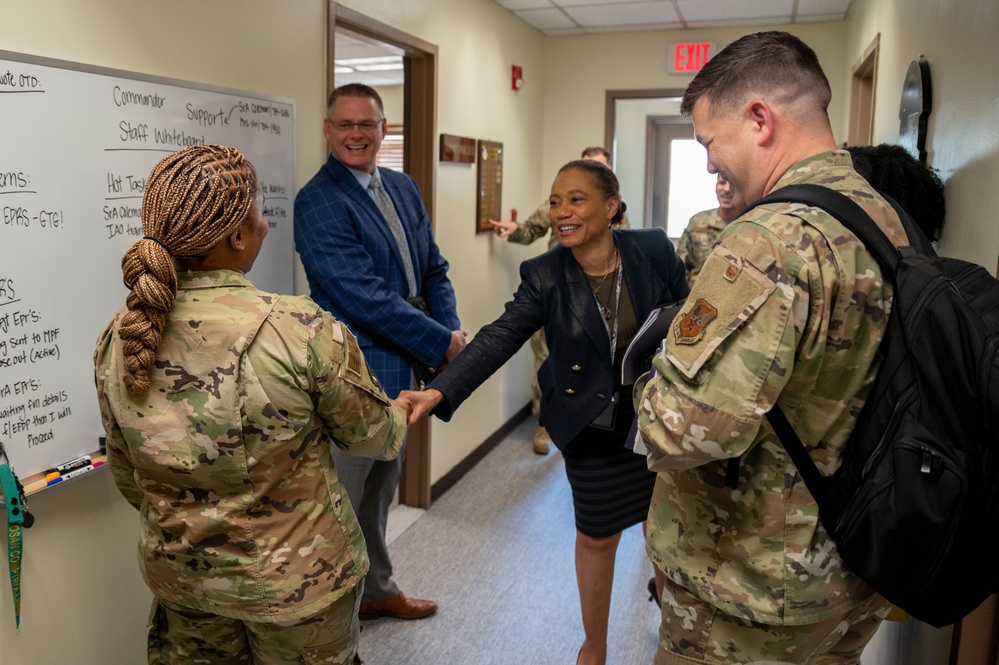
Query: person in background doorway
488,146,630,455
637,31,908,664
95,144,407,664
676,173,744,286
406,159,688,665
847,142,946,243
294,83,465,624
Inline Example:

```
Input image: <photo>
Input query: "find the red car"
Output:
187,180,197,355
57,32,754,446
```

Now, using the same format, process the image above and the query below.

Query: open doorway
605,89,716,238
328,2,438,509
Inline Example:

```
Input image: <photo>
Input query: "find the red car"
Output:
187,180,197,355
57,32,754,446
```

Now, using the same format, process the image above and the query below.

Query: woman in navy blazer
405,160,689,665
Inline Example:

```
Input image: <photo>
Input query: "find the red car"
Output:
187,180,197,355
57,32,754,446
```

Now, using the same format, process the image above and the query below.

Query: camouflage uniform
676,206,732,286
95,270,405,663
508,200,630,411
637,151,905,661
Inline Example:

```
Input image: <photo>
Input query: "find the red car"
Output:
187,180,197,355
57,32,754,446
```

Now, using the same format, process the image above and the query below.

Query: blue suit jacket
429,228,689,449
294,155,460,397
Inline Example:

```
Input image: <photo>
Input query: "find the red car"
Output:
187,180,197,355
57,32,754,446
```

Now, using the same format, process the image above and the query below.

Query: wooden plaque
439,133,476,163
476,140,503,234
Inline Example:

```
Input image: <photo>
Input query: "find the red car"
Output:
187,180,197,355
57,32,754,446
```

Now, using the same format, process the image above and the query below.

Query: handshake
391,328,467,426
393,388,443,427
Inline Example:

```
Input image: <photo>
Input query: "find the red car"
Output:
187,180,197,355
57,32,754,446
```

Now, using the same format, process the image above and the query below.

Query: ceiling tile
676,0,794,22
514,7,579,29
564,2,680,27
554,0,647,6
495,0,554,10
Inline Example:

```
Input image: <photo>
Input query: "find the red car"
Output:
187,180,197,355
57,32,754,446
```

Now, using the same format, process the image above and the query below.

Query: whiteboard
0,50,295,482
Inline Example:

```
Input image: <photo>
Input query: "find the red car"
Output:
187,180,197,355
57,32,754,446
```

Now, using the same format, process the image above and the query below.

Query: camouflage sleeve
676,227,695,279
93,316,143,510
507,200,552,245
308,310,406,460
637,225,805,472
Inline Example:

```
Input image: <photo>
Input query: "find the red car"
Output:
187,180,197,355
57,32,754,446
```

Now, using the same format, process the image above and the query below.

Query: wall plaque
440,134,476,163
476,140,503,234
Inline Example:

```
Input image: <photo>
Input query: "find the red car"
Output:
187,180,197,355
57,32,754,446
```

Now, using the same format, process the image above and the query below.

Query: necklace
590,269,618,320
587,249,619,321
588,249,619,290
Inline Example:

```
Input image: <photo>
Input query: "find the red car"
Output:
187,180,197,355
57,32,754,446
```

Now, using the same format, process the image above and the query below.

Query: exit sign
669,42,715,74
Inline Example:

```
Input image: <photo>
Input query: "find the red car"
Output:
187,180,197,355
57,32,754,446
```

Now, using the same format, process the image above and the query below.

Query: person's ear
606,196,620,227
229,224,246,252
747,99,775,146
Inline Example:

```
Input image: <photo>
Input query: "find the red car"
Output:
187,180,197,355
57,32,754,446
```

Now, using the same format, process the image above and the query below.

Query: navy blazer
430,228,689,449
294,155,460,397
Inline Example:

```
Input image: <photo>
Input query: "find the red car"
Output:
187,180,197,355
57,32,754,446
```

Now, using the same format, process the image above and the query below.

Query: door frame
604,88,686,163
644,115,696,234
328,2,438,509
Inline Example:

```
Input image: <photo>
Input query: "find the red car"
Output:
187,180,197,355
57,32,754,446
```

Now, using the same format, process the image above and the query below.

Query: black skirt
561,399,655,538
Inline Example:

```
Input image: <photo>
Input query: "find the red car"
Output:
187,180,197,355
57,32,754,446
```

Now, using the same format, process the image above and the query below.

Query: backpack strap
751,184,904,278
743,183,917,501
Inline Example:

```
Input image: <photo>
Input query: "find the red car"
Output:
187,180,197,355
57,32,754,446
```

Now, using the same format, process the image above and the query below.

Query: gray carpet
357,418,660,665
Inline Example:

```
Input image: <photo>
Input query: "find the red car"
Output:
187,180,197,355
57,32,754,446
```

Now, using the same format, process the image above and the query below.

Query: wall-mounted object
511,65,524,91
668,43,715,74
899,57,932,163
440,134,476,163
476,140,503,234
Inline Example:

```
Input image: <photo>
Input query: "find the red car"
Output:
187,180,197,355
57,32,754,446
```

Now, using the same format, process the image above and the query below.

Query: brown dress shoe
532,426,551,455
359,592,438,620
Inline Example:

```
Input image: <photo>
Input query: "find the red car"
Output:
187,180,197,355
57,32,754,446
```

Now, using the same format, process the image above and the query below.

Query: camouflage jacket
637,151,907,625
94,270,405,623
508,199,630,250
676,207,733,286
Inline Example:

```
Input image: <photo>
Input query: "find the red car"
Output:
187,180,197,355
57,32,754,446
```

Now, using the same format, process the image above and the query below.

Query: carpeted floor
357,418,661,665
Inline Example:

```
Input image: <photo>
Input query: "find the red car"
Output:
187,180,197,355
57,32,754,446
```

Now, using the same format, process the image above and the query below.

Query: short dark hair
848,143,946,242
680,31,831,118
556,159,627,224
327,83,384,118
581,146,611,161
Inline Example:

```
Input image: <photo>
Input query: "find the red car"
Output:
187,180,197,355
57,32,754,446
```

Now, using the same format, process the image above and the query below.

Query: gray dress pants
329,442,406,603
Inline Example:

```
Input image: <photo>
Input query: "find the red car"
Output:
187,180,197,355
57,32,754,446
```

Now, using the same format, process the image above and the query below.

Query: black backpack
746,184,999,627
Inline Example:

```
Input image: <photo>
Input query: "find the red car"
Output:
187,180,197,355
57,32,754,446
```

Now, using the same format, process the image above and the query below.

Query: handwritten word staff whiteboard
0,50,295,481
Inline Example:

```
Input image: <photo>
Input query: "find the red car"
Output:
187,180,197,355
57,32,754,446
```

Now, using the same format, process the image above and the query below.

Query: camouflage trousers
529,328,548,414
655,576,889,665
147,584,361,665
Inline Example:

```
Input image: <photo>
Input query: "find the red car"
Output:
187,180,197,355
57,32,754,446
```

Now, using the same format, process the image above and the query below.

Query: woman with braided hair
95,144,407,664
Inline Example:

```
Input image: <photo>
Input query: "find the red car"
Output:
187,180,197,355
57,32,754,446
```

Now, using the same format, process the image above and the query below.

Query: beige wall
845,0,999,271
540,23,850,192
3,0,998,661
0,0,543,661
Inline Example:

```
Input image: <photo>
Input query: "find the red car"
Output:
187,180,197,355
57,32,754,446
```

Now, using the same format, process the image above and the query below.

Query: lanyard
0,461,24,631
591,264,624,367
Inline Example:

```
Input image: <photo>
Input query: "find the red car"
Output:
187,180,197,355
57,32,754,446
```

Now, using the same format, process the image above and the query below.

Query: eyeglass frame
324,118,384,133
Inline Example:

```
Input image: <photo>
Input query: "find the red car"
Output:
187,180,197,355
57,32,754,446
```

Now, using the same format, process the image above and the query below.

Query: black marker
44,455,92,476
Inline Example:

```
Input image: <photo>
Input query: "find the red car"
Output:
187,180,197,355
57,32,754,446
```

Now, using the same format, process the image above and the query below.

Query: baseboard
430,403,533,502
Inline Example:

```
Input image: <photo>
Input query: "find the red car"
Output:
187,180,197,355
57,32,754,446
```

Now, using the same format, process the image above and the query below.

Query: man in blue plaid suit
295,83,465,622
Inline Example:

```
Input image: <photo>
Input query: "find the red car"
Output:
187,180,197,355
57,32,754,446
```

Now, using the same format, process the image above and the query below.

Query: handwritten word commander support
637,32,909,664
295,83,465,622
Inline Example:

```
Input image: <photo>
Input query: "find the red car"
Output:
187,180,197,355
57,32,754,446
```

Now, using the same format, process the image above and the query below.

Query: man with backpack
637,31,909,664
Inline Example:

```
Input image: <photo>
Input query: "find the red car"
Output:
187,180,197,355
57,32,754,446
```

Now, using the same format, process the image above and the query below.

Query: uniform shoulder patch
674,298,718,345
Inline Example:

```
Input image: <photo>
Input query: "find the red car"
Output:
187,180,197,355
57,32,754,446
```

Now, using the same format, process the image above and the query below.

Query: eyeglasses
326,119,381,132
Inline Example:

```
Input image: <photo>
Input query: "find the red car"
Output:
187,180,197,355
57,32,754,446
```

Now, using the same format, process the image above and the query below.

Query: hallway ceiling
492,0,854,35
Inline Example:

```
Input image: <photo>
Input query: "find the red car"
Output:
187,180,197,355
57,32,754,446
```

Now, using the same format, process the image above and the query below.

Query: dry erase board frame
0,49,295,487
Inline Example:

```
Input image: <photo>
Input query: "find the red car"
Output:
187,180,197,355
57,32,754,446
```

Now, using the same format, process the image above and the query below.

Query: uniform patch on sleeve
674,299,718,345
665,247,777,381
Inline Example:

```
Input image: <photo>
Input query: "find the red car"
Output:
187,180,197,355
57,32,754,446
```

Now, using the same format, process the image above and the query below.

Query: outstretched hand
488,219,518,238
399,388,444,426
444,330,468,364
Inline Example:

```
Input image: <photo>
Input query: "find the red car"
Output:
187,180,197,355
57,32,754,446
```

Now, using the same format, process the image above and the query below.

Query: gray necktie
370,171,418,297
